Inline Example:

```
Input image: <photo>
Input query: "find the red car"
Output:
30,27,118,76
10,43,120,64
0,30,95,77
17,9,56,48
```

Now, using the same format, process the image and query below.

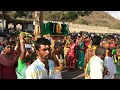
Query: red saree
66,43,77,69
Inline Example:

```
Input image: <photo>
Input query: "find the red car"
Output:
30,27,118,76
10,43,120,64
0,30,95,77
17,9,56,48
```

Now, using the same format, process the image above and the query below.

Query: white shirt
26,58,62,79
90,56,104,79
103,56,117,79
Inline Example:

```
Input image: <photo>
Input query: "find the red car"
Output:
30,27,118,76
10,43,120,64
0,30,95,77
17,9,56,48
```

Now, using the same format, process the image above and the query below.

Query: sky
105,11,120,20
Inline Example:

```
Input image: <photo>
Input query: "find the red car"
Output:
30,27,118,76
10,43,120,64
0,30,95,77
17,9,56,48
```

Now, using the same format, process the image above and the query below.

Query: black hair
3,41,12,48
105,35,114,40
92,36,101,45
54,41,62,49
10,41,16,46
95,46,106,56
78,36,81,38
34,38,51,50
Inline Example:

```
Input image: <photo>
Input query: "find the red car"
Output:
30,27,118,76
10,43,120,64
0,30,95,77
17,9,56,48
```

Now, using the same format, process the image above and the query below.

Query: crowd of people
0,30,120,79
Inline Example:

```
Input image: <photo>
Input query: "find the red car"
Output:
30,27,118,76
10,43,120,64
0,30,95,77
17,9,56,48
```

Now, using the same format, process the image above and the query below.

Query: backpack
85,56,96,79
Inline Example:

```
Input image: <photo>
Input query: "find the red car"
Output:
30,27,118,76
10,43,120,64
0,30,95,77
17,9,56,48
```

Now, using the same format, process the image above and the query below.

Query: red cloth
85,41,90,47
66,43,77,69
0,64,17,79
0,51,18,79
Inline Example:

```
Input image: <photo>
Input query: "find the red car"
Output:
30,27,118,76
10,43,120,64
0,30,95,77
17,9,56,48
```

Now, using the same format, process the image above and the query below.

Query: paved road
62,69,85,79
61,64,120,79
116,64,120,79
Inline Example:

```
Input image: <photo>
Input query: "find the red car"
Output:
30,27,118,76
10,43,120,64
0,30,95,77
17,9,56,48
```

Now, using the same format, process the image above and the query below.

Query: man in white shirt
26,38,62,79
103,49,117,79
90,46,106,79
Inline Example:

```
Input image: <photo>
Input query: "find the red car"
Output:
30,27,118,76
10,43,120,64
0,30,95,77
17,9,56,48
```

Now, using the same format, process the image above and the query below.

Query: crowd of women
62,31,120,79
0,30,120,79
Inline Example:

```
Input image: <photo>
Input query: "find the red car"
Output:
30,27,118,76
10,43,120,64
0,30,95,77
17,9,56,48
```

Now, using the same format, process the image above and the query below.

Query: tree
75,11,92,16
33,11,43,36
1,11,32,19
66,11,78,21
43,11,93,21
14,11,27,18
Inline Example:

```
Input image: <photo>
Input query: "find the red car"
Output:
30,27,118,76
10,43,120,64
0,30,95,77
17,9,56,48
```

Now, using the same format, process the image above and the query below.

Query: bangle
20,39,24,43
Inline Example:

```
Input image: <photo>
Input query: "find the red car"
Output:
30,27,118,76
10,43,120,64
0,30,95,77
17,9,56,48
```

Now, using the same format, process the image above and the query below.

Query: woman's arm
19,33,26,61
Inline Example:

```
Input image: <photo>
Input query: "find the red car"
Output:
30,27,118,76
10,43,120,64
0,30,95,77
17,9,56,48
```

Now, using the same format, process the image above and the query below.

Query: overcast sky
105,11,120,20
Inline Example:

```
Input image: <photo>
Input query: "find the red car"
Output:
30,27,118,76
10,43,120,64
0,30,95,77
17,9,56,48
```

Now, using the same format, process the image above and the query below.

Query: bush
78,18,88,25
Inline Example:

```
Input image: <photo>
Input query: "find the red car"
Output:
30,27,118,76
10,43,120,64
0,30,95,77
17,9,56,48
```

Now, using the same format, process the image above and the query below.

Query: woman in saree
66,39,77,69
76,35,85,70
64,35,71,67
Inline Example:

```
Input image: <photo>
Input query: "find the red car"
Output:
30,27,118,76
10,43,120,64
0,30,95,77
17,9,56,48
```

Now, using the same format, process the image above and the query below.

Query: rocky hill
74,11,120,29
43,11,120,29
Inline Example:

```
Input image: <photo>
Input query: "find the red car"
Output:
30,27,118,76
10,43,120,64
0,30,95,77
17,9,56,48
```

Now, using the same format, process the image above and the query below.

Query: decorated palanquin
41,22,69,36
41,22,69,55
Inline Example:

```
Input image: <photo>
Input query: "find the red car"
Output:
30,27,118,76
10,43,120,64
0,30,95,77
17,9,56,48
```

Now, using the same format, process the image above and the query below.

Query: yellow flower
88,45,91,49
93,46,96,50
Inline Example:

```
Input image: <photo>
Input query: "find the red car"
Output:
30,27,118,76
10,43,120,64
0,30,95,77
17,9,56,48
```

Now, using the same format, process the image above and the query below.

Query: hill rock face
43,11,120,29
72,11,120,29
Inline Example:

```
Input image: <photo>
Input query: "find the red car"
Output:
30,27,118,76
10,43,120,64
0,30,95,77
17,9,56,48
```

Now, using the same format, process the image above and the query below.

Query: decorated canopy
41,22,69,36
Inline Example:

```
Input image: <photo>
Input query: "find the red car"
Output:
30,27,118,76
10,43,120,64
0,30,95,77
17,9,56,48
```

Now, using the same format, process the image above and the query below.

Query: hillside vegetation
43,11,120,29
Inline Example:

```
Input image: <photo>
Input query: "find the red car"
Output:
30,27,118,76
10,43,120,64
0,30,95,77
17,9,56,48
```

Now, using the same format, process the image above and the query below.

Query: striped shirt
26,58,61,79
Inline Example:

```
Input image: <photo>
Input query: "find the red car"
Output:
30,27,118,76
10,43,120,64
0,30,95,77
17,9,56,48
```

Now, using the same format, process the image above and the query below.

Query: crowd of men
0,30,120,79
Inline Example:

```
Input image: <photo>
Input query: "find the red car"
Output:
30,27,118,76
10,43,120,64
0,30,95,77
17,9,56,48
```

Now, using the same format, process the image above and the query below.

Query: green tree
14,11,27,18
66,11,78,21
1,11,32,19
43,11,92,22
76,11,92,16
